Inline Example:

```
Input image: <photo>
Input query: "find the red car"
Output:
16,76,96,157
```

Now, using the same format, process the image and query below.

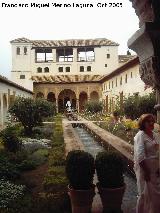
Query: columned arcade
34,81,101,113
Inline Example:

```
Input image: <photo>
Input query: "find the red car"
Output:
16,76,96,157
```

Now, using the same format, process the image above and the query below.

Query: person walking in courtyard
134,113,160,213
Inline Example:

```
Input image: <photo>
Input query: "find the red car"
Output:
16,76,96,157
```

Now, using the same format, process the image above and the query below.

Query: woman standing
134,114,160,213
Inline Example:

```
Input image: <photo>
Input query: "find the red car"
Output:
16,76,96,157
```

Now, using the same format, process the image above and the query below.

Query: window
120,76,122,85
16,47,20,55
20,75,25,79
125,74,127,83
56,48,73,62
66,67,70,72
24,47,27,55
44,67,49,73
105,64,107,67
116,78,117,87
37,67,42,73
80,66,84,72
107,54,110,59
87,66,91,71
112,81,114,88
77,47,95,62
35,48,53,62
131,72,133,78
58,67,63,72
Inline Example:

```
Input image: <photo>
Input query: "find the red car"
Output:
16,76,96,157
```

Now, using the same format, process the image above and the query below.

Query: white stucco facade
11,38,119,90
101,57,152,112
0,76,33,129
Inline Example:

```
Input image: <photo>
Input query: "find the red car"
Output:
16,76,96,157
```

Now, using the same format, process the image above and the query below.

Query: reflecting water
75,127,104,157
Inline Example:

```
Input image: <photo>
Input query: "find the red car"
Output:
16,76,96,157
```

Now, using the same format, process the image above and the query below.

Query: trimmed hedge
43,114,70,212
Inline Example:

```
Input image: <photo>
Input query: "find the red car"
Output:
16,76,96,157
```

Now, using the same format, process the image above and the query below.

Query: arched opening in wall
3,94,7,125
36,92,44,99
44,67,49,73
47,92,56,102
79,92,88,112
90,91,99,101
16,47,20,55
58,89,76,113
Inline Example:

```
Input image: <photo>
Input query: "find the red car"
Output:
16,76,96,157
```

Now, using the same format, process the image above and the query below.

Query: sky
0,0,139,79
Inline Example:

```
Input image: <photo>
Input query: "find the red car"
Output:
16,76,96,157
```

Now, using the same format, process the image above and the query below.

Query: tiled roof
0,75,33,94
31,75,103,83
118,55,136,63
10,37,31,43
11,37,119,47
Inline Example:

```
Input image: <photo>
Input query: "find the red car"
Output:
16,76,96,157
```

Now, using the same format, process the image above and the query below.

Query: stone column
128,0,160,123
55,89,59,113
87,86,90,102
106,95,108,113
76,99,79,113
73,48,77,62
8,89,10,107
44,88,48,100
52,49,56,62
55,98,58,113
76,86,79,113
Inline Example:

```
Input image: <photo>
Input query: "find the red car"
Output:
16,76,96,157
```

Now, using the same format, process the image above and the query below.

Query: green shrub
42,114,69,211
49,147,65,166
0,159,20,180
32,192,71,213
43,166,68,193
33,124,54,140
28,149,49,166
18,159,37,171
9,97,56,136
65,150,95,190
85,101,103,113
123,92,156,119
0,179,25,210
95,151,124,188
0,126,22,153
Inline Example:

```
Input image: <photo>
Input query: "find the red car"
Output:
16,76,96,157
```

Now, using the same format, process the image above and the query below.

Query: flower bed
0,179,25,211
22,138,51,153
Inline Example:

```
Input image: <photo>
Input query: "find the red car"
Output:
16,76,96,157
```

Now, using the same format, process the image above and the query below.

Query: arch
44,67,49,73
36,92,44,98
24,47,27,55
16,47,20,55
58,89,76,112
37,67,42,73
47,92,56,102
79,92,88,112
90,91,99,101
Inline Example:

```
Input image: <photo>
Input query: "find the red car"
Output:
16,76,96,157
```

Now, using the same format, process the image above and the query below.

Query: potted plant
95,151,125,213
65,150,95,213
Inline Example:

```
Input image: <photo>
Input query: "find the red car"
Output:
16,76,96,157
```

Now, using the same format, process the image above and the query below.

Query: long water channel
74,126,138,213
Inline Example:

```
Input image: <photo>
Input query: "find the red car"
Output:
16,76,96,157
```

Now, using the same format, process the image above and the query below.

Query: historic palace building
10,37,151,113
